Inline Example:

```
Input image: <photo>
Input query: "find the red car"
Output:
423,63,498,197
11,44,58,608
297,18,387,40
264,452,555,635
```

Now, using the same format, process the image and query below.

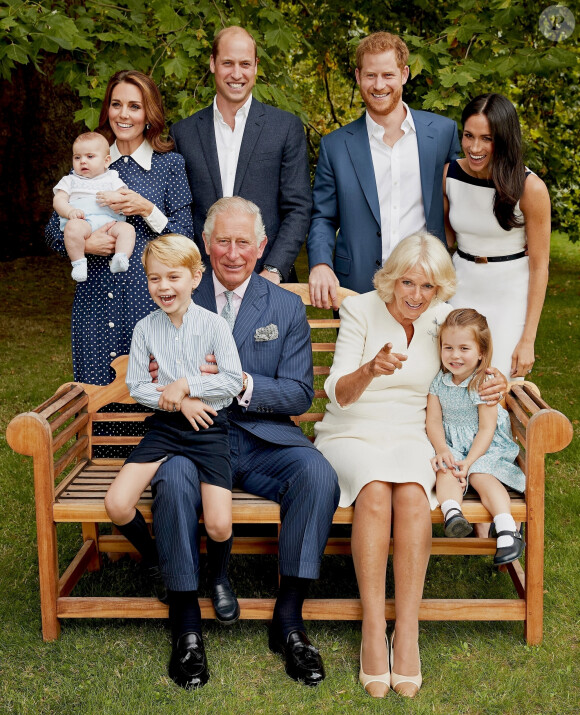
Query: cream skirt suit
314,291,452,509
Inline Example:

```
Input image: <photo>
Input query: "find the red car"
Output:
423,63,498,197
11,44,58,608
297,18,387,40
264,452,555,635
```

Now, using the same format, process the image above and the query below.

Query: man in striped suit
152,197,340,690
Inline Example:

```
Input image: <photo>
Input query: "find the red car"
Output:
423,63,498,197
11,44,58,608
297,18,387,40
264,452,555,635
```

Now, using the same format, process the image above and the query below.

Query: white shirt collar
71,169,110,180
213,94,252,126
109,139,153,170
212,272,252,300
365,102,415,141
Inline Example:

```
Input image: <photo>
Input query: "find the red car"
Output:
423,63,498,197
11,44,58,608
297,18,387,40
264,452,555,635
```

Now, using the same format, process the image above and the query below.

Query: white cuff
236,372,254,407
143,204,168,234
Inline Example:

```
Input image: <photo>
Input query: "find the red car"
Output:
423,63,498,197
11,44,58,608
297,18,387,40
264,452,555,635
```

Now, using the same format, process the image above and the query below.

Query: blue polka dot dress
46,145,193,385
429,370,526,492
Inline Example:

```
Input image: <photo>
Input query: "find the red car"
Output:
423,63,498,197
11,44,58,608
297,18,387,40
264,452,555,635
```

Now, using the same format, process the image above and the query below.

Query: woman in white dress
445,93,551,380
314,234,507,699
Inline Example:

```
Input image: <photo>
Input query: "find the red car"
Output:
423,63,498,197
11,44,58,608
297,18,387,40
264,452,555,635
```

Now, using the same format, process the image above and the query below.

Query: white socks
441,499,462,519
494,513,517,548
110,253,129,274
71,258,87,282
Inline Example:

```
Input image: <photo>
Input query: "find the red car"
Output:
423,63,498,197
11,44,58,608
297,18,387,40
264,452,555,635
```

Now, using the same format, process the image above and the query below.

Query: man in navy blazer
308,32,460,307
170,26,311,283
152,197,339,691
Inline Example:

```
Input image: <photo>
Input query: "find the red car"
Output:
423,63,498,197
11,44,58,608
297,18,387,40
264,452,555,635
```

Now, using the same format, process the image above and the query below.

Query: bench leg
524,520,544,645
82,523,102,571
37,518,60,641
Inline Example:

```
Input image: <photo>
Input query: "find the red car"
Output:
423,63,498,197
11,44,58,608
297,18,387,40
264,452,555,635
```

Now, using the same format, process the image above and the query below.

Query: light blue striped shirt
127,300,243,411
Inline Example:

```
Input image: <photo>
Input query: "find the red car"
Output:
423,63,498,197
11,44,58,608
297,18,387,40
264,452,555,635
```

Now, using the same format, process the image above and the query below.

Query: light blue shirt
127,300,243,411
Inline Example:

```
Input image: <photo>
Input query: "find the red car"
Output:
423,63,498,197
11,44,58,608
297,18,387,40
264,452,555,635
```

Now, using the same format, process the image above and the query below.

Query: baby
53,132,135,282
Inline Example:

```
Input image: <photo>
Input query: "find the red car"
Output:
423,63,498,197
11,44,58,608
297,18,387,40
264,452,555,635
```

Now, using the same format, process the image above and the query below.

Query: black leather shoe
493,529,524,566
269,627,325,686
168,632,209,690
213,581,240,625
444,507,473,538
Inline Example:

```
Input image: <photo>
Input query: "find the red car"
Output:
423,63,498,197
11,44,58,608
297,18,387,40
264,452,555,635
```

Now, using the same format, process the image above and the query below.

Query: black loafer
493,529,524,566
269,627,325,686
168,632,209,690
213,581,240,625
444,508,473,538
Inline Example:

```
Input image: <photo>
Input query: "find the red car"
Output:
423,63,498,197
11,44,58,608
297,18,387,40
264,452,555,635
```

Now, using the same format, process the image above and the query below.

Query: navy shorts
125,408,231,490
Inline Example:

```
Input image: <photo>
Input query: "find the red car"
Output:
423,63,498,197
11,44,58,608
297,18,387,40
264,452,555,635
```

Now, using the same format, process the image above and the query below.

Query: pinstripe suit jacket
194,272,316,448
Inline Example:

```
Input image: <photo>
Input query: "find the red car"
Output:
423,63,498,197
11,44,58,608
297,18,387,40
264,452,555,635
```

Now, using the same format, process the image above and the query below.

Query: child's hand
454,461,469,481
200,353,219,375
68,208,85,220
431,450,457,473
181,397,218,431
156,378,189,411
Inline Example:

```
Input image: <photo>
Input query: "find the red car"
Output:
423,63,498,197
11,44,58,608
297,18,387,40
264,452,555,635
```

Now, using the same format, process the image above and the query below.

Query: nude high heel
389,631,422,698
359,635,390,698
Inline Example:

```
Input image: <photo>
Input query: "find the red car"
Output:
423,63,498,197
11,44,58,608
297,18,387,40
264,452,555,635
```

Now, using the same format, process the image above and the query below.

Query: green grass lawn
0,237,578,714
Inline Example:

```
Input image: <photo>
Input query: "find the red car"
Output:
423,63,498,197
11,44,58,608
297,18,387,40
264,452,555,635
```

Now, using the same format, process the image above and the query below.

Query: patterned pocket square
254,324,279,342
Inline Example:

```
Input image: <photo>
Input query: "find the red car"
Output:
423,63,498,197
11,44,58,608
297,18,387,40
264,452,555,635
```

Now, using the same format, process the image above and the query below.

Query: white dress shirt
109,140,168,234
366,103,426,261
213,95,252,197
212,272,254,407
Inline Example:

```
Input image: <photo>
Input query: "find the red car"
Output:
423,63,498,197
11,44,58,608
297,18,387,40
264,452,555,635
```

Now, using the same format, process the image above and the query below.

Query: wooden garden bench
6,284,573,644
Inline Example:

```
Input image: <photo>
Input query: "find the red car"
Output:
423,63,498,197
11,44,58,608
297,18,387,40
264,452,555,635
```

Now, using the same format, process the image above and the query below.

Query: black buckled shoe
493,529,524,566
212,581,240,625
269,627,325,686
168,632,209,690
443,507,473,538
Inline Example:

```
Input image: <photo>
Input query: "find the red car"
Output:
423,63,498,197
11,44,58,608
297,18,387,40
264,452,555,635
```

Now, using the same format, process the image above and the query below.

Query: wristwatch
239,372,249,397
264,265,283,280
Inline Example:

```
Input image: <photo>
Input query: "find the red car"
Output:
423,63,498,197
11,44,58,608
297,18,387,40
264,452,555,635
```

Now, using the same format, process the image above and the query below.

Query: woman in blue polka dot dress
46,70,193,385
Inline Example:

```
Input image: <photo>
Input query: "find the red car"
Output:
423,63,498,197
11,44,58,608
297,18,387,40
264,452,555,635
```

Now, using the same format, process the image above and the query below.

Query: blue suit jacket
307,110,460,294
170,99,312,280
194,272,315,448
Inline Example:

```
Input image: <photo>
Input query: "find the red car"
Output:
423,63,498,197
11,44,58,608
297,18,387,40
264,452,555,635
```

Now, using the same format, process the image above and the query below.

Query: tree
0,0,578,257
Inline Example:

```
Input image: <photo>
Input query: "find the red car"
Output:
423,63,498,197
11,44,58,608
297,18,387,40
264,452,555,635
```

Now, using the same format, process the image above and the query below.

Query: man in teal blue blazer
307,32,460,307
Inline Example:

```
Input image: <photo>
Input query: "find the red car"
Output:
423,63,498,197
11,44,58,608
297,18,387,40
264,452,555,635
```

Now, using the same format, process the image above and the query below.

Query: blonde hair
212,26,257,62
356,32,409,71
142,234,204,275
439,308,493,391
203,196,266,246
73,132,110,156
373,233,456,304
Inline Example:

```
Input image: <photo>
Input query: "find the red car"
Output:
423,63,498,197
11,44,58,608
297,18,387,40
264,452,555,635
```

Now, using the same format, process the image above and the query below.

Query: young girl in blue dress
426,308,525,565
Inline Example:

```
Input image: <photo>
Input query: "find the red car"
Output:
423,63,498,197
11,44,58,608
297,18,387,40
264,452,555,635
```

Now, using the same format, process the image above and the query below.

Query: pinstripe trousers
151,425,340,591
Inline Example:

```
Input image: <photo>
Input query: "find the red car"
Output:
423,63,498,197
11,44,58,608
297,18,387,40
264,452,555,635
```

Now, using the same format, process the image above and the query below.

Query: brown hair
72,132,110,155
356,32,409,71
97,70,174,153
211,26,257,62
439,308,493,392
142,234,204,275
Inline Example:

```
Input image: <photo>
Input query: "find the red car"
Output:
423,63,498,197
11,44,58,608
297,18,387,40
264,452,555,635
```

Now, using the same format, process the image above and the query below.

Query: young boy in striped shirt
105,234,243,622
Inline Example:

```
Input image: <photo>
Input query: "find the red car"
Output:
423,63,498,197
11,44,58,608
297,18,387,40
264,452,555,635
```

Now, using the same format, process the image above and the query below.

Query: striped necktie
221,290,236,331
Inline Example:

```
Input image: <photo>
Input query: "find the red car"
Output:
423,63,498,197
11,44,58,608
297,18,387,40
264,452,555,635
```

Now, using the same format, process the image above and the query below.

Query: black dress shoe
168,632,209,690
269,627,325,686
212,581,240,625
493,529,524,566
443,507,473,538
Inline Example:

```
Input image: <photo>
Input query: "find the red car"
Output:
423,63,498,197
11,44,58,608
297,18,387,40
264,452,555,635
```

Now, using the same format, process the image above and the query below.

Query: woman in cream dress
315,234,506,699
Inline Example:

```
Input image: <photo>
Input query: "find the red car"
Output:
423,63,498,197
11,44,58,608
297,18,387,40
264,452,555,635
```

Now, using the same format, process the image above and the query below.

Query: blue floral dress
46,146,193,385
429,370,525,492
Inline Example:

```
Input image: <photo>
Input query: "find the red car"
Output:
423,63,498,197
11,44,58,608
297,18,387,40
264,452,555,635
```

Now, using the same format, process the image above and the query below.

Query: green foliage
0,0,578,237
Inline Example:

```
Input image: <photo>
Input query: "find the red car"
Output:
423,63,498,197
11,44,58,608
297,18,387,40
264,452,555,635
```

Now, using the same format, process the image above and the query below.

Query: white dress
314,292,452,509
446,160,529,378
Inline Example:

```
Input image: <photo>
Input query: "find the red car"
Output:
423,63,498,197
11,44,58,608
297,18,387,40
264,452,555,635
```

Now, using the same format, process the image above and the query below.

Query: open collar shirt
213,94,252,197
366,103,426,261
